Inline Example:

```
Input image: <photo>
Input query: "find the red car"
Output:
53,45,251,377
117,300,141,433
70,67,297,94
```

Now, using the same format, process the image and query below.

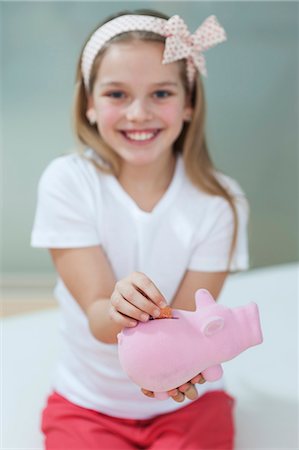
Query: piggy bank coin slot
201,316,224,336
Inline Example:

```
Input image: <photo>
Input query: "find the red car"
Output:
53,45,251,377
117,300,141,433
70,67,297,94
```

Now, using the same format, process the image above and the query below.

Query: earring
86,109,97,125
183,108,193,122
184,113,193,122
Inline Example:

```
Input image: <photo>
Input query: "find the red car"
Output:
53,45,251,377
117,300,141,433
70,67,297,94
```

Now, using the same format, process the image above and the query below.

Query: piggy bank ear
195,289,215,309
201,316,224,336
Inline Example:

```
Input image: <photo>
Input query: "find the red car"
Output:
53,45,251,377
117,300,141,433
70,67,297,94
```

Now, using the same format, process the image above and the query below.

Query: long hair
73,9,240,269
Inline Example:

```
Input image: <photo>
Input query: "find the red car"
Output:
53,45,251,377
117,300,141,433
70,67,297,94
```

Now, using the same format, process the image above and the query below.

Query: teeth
124,131,157,141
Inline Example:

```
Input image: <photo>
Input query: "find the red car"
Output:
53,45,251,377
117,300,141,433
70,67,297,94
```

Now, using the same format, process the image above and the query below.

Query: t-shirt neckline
103,156,184,219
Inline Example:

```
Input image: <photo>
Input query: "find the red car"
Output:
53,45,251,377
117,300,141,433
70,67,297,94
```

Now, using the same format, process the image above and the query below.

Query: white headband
81,14,227,91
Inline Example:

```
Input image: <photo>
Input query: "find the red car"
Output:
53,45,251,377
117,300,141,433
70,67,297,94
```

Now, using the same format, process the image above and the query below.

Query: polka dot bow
163,15,227,84
81,14,227,91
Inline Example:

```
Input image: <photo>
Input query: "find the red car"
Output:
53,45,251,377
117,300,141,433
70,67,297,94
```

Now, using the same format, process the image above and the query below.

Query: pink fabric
163,15,227,86
81,14,227,90
42,390,235,449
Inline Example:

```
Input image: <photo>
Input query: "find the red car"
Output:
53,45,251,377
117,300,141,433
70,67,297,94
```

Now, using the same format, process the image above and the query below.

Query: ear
183,93,193,122
85,95,97,125
86,107,97,125
201,316,224,337
195,289,215,309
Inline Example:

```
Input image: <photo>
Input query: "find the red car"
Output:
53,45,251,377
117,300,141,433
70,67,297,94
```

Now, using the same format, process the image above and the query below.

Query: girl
31,9,249,450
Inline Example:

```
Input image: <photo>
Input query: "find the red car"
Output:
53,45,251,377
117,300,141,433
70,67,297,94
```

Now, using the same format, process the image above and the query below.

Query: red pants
41,390,235,449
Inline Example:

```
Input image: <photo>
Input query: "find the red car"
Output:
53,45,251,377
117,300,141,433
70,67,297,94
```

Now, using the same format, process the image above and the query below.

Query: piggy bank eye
201,316,224,336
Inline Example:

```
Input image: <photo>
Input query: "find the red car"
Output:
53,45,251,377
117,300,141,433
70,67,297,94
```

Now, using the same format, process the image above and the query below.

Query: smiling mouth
121,130,161,142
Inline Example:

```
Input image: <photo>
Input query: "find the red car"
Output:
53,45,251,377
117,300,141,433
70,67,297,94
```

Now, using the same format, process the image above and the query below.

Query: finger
178,383,190,392
111,291,150,323
190,374,206,384
198,375,206,384
167,388,179,397
167,388,185,402
129,272,167,308
108,305,137,328
170,391,185,403
115,282,162,319
178,382,198,400
190,374,201,384
181,384,198,401
141,388,155,398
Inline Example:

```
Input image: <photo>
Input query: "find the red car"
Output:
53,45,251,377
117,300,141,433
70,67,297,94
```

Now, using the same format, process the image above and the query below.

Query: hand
141,373,206,402
109,272,167,328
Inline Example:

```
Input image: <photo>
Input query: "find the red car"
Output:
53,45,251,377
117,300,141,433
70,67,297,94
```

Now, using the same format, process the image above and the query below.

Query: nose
125,98,153,122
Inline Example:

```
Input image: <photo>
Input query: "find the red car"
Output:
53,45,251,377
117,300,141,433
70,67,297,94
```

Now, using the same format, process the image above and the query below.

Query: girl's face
87,40,193,167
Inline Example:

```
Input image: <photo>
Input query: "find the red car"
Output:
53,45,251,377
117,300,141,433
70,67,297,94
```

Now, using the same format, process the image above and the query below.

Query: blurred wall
2,1,298,276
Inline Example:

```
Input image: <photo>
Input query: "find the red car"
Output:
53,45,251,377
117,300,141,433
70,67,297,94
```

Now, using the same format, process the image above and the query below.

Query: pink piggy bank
118,289,263,399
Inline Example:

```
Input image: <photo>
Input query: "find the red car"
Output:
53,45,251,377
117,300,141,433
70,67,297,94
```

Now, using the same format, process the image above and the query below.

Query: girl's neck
117,154,177,212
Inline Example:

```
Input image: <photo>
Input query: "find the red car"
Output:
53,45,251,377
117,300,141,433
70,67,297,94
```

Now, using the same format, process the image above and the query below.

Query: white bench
2,264,298,449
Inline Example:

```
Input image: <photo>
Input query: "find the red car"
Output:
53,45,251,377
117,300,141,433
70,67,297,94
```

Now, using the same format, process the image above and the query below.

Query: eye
106,91,125,99
154,90,173,99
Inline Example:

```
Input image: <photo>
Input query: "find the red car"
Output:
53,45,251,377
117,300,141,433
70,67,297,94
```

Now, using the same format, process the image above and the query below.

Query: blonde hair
73,9,240,269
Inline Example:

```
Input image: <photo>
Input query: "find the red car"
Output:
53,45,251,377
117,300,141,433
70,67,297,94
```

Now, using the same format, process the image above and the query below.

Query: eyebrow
99,81,179,88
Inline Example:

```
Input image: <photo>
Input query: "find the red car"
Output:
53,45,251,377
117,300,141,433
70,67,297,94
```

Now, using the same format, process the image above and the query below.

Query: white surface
220,263,299,449
1,263,298,450
1,309,61,450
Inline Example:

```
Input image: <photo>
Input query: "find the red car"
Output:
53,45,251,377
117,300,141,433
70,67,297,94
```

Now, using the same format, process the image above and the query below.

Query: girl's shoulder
216,171,246,197
39,150,104,189
182,166,246,205
41,150,97,177
181,167,248,223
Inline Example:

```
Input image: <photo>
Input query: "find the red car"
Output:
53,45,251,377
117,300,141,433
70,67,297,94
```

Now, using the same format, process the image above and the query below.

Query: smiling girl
31,9,249,449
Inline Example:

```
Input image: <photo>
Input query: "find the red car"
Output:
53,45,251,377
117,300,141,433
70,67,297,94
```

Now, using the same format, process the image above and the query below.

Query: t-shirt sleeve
31,156,101,248
188,180,249,272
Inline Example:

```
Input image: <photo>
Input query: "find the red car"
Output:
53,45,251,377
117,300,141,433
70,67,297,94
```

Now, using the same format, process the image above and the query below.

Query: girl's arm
49,247,165,344
171,270,228,310
50,246,120,342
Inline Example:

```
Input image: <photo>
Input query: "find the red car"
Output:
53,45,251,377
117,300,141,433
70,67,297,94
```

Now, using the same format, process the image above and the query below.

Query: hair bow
162,15,227,83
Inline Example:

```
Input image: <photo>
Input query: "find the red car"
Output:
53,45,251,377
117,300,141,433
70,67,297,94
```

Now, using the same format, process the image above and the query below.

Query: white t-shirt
31,150,249,419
